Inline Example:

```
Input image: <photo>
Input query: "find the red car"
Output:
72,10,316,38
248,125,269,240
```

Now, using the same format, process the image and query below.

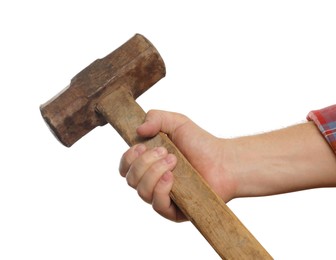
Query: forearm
229,122,336,198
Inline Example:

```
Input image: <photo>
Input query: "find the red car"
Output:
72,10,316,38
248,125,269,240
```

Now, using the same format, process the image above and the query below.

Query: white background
1,1,336,259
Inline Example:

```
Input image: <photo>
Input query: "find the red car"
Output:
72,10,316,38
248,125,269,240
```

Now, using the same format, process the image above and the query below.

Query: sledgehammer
40,34,272,259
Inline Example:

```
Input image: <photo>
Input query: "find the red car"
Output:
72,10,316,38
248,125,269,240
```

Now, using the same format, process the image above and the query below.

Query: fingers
126,146,168,188
151,171,186,222
119,144,147,177
118,110,192,222
136,154,176,203
119,144,177,204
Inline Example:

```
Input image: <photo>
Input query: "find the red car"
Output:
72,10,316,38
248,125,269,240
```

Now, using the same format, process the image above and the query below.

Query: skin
119,110,336,222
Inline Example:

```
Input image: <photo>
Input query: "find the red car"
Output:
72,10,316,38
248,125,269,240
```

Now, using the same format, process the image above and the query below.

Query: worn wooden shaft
96,86,272,260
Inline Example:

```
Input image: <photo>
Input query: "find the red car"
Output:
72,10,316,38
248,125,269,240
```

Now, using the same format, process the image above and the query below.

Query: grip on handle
96,86,272,260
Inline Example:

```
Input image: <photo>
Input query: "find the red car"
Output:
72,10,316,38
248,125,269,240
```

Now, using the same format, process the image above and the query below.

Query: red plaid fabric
307,105,336,153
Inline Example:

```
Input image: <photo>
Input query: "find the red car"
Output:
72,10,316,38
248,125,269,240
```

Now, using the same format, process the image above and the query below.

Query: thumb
136,110,189,140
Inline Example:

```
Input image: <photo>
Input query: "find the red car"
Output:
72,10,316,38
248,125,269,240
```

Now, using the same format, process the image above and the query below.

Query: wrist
225,122,336,199
228,133,293,198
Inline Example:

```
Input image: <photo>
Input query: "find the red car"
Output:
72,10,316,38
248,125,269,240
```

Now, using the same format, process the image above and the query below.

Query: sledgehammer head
40,34,166,147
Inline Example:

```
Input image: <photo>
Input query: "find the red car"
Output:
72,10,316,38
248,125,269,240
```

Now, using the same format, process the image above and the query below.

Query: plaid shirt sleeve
307,105,336,153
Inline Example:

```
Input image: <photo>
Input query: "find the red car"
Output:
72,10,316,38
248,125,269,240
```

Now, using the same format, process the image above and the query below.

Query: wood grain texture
97,86,273,259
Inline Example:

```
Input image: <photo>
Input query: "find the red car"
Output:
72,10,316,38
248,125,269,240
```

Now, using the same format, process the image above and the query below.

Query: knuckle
137,186,151,204
174,111,187,120
148,162,165,173
152,201,166,217
125,170,137,188
140,154,154,165
147,109,159,116
139,148,166,165
126,177,134,188
119,148,136,177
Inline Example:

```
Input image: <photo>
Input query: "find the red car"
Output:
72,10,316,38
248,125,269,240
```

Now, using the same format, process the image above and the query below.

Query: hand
119,110,336,222
119,110,237,222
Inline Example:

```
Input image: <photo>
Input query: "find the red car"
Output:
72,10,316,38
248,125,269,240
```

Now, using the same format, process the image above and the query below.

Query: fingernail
135,144,146,156
165,154,176,164
154,147,166,157
161,171,173,183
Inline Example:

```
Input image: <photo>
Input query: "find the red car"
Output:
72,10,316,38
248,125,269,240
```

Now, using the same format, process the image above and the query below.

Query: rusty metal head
40,34,166,147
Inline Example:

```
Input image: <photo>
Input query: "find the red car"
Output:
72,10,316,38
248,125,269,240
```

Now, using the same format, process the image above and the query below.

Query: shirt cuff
307,105,336,153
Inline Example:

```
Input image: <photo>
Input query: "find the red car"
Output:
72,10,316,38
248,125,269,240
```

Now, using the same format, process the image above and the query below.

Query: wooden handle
96,86,272,260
